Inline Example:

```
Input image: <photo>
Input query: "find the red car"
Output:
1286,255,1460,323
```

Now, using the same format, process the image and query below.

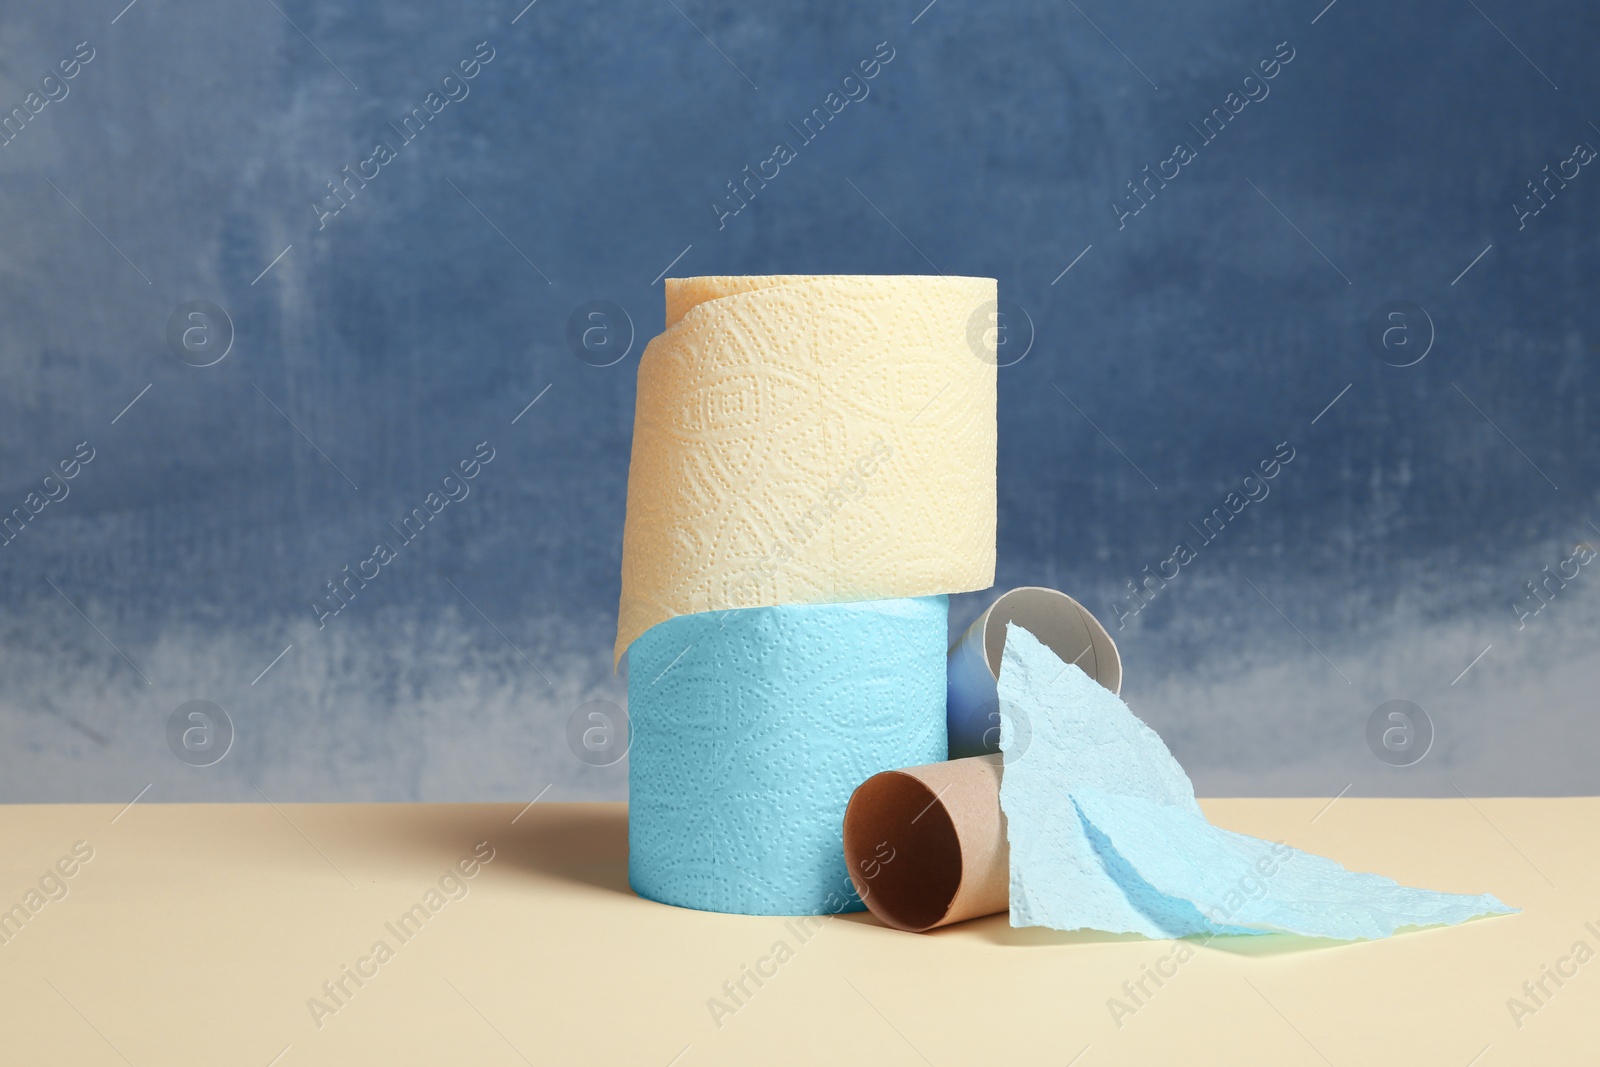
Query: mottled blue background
1,0,1595,801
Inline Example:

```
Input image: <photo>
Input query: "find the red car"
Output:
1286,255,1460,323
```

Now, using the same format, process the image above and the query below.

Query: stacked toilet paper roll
620,275,998,916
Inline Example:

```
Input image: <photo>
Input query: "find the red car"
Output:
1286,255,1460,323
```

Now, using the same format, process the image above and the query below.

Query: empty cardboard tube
946,586,1121,759
843,755,1007,932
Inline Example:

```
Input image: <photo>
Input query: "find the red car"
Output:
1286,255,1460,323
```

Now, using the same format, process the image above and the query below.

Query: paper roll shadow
947,586,1120,759
843,755,1007,932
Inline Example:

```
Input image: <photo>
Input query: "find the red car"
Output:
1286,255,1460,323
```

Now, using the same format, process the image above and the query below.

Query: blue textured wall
1,0,1596,801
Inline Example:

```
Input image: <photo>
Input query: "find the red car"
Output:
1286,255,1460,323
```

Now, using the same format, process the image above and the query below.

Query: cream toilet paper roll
615,275,997,663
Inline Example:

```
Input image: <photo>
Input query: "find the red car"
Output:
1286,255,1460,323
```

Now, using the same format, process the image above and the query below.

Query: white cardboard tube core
946,586,1121,759
980,586,1121,692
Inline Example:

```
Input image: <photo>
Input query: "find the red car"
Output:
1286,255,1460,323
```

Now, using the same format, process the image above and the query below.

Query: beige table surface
0,798,1593,1066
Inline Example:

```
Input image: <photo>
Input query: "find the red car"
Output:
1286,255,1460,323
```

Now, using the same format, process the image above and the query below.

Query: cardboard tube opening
844,756,1008,932
980,586,1121,695
947,587,1121,759
843,772,963,932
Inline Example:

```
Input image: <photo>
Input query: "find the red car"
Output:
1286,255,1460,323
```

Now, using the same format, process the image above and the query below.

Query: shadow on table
1194,932,1351,956
329,801,635,897
830,909,1149,946
1193,919,1503,956
963,915,1149,946
499,803,634,897
837,911,1358,953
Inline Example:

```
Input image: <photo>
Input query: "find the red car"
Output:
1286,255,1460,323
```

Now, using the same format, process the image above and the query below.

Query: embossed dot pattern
627,595,948,915
615,275,997,663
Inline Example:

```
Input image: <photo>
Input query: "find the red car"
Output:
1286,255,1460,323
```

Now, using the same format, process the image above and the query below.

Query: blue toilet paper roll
627,595,948,915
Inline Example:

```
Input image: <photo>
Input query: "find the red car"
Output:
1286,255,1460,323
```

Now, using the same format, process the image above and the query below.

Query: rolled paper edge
663,274,998,328
947,586,1121,758
843,755,1007,932
614,274,999,666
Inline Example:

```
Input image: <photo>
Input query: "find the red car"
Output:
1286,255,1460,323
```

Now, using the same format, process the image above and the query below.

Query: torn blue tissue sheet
997,623,1515,939
996,623,1205,937
1072,790,1515,939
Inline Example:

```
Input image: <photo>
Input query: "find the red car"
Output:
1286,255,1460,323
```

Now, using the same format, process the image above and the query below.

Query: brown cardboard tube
843,755,1007,932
